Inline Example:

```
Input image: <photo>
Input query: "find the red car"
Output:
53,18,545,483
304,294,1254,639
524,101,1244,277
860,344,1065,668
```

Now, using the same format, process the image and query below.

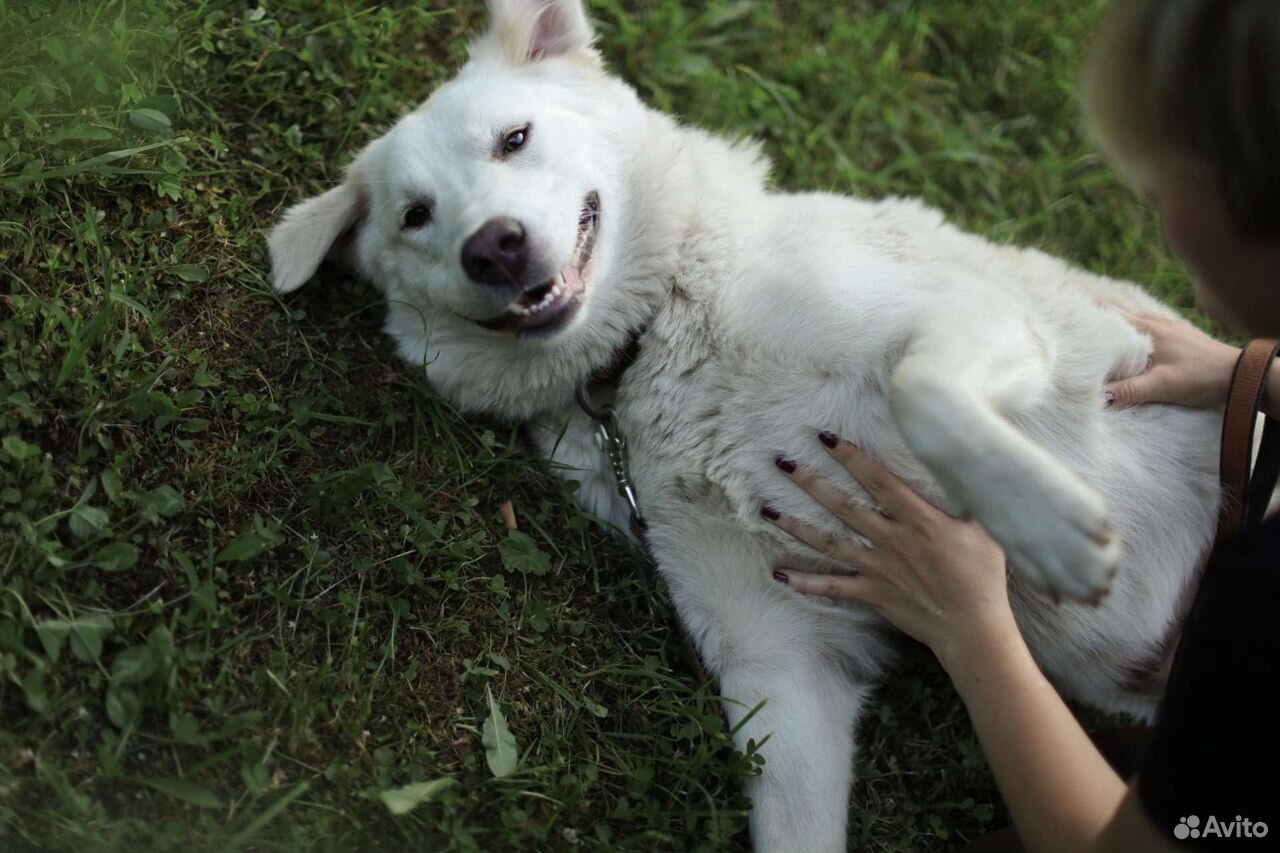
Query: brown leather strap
1218,338,1280,540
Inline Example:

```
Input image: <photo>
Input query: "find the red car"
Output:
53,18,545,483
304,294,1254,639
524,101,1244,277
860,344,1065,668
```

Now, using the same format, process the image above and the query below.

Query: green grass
0,1,1195,850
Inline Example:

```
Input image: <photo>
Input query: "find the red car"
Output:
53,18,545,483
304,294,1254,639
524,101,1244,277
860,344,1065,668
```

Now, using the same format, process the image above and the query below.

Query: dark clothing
1138,516,1280,847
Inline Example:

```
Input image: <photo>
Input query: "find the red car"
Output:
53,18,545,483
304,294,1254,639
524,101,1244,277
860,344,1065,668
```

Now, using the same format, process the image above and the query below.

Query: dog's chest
613,316,735,514
606,302,903,537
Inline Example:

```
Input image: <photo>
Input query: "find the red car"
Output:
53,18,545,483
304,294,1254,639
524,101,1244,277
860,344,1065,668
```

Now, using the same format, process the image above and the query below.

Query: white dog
269,2,1223,849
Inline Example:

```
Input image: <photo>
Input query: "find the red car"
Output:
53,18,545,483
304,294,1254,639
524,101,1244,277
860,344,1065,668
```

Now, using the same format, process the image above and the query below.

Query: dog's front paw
969,466,1121,603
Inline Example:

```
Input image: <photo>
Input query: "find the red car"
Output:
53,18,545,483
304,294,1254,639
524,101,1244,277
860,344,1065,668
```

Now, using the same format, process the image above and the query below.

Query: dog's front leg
887,311,1121,601
652,518,871,853
718,653,870,853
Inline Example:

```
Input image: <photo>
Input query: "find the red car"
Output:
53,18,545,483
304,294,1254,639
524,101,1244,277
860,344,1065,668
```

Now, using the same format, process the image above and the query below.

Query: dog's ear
268,173,366,294
474,0,596,66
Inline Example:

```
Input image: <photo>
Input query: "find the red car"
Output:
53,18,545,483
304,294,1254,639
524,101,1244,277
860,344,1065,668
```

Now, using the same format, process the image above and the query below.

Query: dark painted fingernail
818,431,839,448
1103,390,1116,407
760,505,780,520
774,455,797,474
772,570,790,584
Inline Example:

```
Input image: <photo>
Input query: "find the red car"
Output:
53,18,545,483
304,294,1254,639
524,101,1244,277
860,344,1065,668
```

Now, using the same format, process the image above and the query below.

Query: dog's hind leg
887,304,1122,602
717,652,869,853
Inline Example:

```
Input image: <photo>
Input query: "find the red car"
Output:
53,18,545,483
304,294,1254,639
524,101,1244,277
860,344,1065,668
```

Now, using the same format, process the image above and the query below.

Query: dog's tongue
560,263,581,292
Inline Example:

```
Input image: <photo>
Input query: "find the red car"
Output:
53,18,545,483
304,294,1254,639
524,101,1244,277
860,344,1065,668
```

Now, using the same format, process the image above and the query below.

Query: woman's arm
939,610,1139,853
1103,306,1280,418
766,436,1176,852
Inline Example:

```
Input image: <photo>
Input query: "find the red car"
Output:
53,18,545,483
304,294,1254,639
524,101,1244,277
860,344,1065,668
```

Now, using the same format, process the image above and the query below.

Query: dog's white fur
269,2,1224,849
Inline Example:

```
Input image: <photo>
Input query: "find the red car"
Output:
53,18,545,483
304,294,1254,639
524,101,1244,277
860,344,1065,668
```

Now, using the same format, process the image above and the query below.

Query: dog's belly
590,342,1221,718
1009,401,1221,715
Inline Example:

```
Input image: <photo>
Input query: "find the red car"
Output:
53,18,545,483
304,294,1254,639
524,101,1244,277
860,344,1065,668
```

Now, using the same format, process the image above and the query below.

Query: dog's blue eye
402,204,432,229
503,127,529,154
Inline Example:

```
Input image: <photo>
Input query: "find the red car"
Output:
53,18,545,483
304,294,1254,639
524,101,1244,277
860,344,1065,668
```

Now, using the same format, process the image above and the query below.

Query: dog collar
575,325,649,539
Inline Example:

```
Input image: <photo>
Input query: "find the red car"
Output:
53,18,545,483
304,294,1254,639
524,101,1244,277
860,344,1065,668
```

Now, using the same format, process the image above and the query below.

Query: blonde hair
1081,0,1280,238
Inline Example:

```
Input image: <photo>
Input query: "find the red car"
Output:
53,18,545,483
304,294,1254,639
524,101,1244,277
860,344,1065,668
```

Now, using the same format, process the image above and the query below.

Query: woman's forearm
940,621,1128,853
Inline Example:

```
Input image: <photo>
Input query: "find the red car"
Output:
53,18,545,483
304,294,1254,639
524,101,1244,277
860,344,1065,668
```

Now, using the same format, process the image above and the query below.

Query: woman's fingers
1104,369,1168,408
761,507,882,572
775,456,893,543
773,567,878,605
814,432,932,521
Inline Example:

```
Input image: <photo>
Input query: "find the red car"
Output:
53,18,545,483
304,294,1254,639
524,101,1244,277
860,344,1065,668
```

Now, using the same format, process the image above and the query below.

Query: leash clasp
576,384,646,536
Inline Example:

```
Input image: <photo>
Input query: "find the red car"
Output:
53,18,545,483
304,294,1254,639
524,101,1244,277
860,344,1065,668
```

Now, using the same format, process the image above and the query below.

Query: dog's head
269,0,656,360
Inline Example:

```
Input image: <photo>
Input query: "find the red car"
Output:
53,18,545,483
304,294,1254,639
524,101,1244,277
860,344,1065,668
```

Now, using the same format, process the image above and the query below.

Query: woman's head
1082,0,1280,334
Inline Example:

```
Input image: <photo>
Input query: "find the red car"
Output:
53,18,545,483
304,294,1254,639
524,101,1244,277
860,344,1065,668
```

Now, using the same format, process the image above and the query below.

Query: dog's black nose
461,217,528,287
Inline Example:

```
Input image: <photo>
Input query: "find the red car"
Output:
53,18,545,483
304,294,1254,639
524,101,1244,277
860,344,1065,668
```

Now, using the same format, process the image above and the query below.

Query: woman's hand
765,433,1018,671
769,437,1153,853
1103,306,1239,410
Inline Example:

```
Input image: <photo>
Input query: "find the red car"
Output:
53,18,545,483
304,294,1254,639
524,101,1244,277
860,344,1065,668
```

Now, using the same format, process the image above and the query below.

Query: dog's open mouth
479,191,599,336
